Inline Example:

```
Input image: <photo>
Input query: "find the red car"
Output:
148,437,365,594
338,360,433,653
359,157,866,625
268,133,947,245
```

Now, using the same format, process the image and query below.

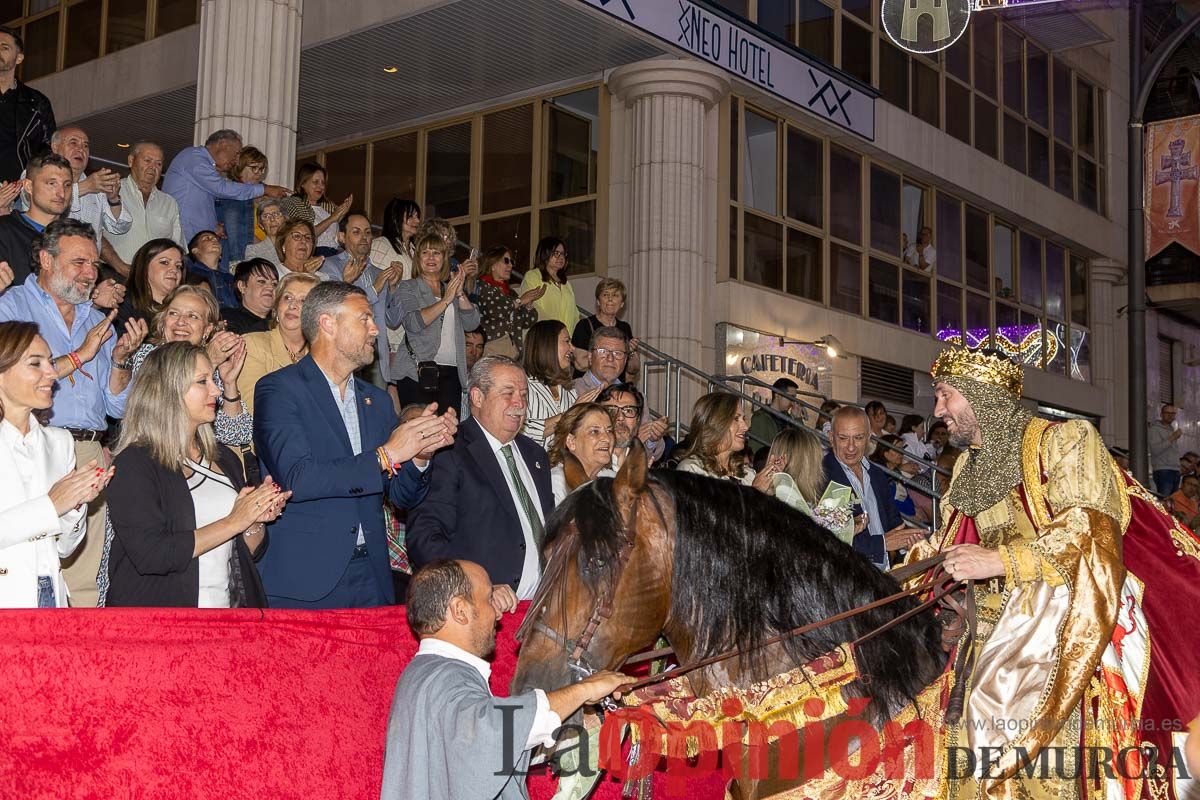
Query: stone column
607,60,730,414
194,0,302,186
1089,259,1126,444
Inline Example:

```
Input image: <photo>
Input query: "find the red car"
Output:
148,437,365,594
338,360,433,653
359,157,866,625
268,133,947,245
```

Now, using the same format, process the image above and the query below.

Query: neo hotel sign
579,0,875,140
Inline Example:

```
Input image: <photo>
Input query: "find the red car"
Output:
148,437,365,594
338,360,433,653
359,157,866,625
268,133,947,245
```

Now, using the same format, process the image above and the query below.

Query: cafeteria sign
579,0,875,140
718,323,833,396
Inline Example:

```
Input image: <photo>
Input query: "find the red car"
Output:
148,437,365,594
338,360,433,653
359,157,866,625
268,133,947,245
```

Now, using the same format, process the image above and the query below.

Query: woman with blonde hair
675,392,782,492
766,427,827,510
546,402,616,504
100,342,290,607
128,285,251,446
237,272,319,416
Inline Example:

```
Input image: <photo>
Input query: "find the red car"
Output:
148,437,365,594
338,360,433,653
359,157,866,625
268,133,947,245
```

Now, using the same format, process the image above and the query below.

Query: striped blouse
523,378,577,447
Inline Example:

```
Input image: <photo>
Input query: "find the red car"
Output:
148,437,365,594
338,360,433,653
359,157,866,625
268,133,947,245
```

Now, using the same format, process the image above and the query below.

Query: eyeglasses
248,164,267,174
260,211,284,222
288,232,314,243
165,309,205,323
593,347,628,361
551,249,568,259
605,405,641,419
502,257,513,265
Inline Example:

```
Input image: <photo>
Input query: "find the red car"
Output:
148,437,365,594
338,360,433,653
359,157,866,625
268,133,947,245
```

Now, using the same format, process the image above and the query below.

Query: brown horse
512,444,947,797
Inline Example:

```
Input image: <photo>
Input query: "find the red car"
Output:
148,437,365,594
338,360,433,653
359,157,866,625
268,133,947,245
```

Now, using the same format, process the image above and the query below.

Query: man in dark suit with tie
820,406,924,570
254,282,458,608
407,356,554,605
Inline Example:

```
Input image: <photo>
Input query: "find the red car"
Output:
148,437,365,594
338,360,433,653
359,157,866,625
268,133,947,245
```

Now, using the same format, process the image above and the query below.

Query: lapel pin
535,462,542,470
364,397,372,406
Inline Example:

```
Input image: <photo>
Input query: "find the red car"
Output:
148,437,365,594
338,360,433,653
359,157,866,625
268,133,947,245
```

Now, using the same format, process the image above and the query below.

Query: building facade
19,0,1169,449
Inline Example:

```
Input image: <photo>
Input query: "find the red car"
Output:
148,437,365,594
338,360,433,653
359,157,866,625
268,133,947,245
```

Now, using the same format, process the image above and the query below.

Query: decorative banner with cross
1145,115,1200,260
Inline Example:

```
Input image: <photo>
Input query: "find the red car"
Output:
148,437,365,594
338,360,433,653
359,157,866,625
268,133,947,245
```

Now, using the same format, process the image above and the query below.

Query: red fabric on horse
0,602,727,799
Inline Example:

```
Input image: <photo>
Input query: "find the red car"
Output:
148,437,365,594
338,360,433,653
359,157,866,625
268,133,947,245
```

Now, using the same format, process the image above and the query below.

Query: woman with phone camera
391,233,480,416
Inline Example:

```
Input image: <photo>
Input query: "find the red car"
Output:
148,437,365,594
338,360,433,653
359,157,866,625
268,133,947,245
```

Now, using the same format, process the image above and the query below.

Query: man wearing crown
907,346,1200,800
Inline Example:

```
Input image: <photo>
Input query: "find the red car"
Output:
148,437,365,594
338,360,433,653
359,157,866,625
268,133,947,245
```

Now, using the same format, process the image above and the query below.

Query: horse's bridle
516,501,645,683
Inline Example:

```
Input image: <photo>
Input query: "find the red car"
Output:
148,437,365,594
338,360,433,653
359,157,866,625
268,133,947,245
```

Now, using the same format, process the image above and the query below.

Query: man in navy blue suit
407,356,554,606
254,282,457,608
820,407,924,570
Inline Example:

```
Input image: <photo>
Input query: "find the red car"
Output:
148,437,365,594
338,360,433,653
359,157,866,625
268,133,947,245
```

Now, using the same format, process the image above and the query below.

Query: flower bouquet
811,482,857,546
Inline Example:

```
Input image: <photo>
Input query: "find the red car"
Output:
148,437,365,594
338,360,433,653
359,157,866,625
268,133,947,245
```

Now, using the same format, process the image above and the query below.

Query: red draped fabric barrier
0,602,725,799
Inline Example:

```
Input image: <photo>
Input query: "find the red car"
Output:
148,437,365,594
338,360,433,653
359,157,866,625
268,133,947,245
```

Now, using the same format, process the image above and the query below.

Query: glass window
1019,310,1043,367
995,302,1018,350
946,80,971,145
1027,45,1049,129
729,208,738,279
482,105,533,215
841,17,872,85
743,110,778,215
1029,128,1050,185
547,90,599,202
370,132,418,227
842,0,871,24
936,193,962,282
869,258,899,325
1045,242,1065,320
966,291,990,348
1002,27,1023,114
744,212,783,291
946,34,969,83
937,281,963,340
1052,60,1072,144
903,270,931,333
829,145,861,244
0,1,21,23
831,244,862,314
797,0,834,63
426,122,472,220
913,59,940,128
1076,77,1095,156
106,0,148,54
786,127,822,227
65,0,102,68
879,39,909,110
21,13,58,81
993,223,1014,299
540,200,596,272
786,227,823,302
1045,320,1068,375
155,0,198,36
1070,327,1090,382
1069,254,1088,326
973,13,997,99
1003,114,1026,173
870,166,901,254
1054,141,1073,198
323,144,367,214
974,96,998,159
1019,231,1042,308
730,102,739,202
757,0,795,41
1079,157,1098,212
714,0,748,16
901,182,926,265
965,205,989,290
479,213,532,271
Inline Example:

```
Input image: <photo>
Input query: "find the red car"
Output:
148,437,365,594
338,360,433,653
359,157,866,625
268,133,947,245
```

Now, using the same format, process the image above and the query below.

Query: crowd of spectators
0,20,956,611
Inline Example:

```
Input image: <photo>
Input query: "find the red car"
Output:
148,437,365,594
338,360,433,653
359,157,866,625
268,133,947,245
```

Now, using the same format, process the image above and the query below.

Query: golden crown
930,347,1024,396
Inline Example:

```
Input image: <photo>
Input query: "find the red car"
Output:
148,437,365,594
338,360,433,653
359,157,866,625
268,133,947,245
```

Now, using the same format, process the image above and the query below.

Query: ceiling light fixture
116,143,130,148
383,66,398,74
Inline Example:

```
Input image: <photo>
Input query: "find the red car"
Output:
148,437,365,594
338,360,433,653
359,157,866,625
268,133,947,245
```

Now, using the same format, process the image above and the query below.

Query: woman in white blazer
0,322,113,607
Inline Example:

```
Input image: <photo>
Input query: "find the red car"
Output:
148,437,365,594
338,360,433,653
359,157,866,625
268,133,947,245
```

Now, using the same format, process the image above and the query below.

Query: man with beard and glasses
381,559,631,800
898,347,1200,800
597,382,645,470
0,217,148,606
253,281,458,608
407,356,554,599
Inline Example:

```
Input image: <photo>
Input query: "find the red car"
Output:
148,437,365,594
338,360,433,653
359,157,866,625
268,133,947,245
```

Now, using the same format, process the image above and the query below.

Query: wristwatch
107,197,121,206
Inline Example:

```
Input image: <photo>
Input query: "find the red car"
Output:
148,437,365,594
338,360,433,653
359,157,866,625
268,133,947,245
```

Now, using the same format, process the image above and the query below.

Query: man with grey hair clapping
253,281,457,608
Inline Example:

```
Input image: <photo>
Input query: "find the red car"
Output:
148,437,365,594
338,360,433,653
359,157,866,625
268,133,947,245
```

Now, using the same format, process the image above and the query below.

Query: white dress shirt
68,173,133,247
416,638,561,749
476,423,546,600
107,174,184,262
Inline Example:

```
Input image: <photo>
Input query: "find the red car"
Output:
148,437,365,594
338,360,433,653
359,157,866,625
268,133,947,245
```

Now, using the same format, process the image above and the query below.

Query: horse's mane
545,471,947,722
